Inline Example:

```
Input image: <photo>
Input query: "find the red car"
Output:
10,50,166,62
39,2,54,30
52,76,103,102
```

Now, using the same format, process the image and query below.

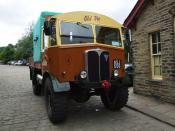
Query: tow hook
102,80,111,89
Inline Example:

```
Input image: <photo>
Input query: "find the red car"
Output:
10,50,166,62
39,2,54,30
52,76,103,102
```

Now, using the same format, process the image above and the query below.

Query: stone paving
0,65,175,131
127,88,175,127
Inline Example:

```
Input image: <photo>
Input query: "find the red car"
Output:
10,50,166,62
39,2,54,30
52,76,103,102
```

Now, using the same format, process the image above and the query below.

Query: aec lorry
29,11,129,123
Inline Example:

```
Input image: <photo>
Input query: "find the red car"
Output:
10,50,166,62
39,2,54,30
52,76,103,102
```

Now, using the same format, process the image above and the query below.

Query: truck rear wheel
32,83,41,95
100,85,128,111
32,72,41,96
44,77,68,123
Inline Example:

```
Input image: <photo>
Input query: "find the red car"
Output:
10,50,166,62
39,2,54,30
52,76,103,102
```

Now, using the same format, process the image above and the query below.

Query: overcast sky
0,0,137,47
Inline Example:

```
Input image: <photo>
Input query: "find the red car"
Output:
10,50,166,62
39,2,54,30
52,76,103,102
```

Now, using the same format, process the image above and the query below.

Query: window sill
151,75,162,82
148,78,163,85
151,76,162,81
149,76,163,83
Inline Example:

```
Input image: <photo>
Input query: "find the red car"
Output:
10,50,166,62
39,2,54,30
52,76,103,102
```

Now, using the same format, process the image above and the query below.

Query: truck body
29,11,129,123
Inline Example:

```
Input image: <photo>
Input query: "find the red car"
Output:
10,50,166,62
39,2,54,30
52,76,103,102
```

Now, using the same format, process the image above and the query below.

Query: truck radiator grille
87,51,100,82
100,51,110,80
86,50,110,82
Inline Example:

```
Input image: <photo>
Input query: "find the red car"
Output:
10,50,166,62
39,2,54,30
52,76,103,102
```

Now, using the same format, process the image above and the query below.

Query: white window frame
150,31,162,80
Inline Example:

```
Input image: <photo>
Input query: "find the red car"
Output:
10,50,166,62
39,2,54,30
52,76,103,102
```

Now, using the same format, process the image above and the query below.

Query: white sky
0,0,137,47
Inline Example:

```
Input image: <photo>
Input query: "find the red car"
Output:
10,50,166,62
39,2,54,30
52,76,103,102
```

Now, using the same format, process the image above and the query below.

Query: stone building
124,0,175,103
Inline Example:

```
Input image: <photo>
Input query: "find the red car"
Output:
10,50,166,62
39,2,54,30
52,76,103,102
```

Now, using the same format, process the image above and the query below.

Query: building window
150,31,162,79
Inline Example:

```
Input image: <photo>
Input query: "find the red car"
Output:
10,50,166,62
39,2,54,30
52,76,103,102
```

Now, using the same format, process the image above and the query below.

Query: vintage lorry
29,11,129,123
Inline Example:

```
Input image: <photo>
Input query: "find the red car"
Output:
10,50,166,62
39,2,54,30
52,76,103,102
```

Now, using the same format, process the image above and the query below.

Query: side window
44,33,49,49
43,29,49,50
50,20,57,46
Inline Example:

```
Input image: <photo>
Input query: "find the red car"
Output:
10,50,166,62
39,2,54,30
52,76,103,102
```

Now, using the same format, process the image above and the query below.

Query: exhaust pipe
36,74,43,84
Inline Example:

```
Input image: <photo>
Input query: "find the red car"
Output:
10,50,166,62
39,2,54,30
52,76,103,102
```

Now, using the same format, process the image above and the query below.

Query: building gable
124,0,154,28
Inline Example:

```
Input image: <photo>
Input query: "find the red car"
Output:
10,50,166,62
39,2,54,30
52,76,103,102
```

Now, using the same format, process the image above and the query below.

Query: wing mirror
44,21,51,35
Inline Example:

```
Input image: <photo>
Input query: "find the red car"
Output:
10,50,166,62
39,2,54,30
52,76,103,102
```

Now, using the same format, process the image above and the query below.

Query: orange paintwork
42,44,125,82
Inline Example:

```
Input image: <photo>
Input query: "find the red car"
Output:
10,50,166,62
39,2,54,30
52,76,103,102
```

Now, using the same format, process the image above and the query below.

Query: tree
15,31,33,60
0,47,5,60
0,44,15,63
0,24,33,63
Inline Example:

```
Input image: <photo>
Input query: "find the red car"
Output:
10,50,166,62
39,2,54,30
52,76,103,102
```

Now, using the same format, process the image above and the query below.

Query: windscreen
60,22,94,44
95,26,122,47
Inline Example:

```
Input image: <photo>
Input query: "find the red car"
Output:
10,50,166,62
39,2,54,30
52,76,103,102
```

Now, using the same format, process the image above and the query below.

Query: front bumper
77,76,130,89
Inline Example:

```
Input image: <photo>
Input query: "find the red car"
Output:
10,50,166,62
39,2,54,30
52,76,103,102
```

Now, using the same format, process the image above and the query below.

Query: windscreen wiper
76,22,89,29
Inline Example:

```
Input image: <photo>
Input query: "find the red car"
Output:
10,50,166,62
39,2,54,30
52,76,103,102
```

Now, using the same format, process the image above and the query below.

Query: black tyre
70,83,90,103
32,72,41,96
100,84,128,111
44,77,68,123
32,83,42,95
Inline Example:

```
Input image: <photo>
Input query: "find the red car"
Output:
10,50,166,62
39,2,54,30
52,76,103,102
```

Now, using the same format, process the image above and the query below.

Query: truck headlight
113,70,119,77
80,71,87,79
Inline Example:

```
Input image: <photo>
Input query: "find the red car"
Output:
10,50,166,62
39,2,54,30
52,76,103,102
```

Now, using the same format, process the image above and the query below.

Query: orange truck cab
29,11,129,123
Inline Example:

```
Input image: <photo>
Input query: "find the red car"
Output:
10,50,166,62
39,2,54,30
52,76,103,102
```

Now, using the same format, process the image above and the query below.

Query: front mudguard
50,76,70,93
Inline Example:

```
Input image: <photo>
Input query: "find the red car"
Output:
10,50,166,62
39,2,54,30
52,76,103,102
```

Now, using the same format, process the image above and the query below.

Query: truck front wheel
100,84,128,111
44,77,68,123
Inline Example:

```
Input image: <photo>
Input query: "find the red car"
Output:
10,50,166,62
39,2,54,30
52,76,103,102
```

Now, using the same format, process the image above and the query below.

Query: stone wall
131,0,175,103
